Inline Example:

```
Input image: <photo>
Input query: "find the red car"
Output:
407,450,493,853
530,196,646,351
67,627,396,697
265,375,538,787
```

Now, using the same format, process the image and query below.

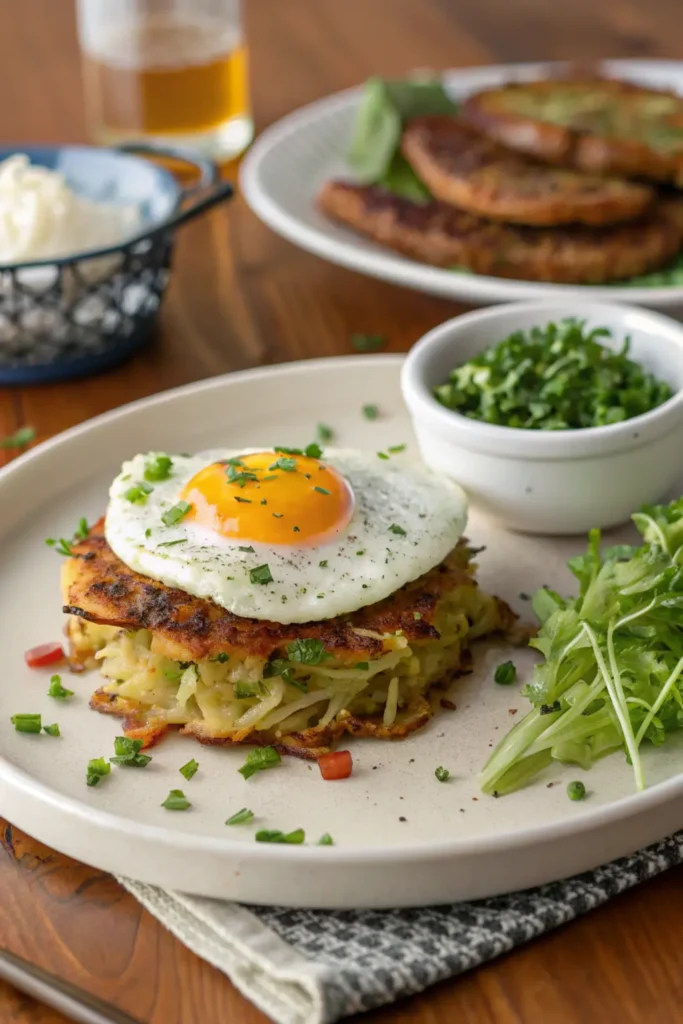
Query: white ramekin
401,300,683,535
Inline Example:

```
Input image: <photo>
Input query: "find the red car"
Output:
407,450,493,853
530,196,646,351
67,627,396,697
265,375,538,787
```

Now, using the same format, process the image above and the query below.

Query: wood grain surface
1,0,683,1021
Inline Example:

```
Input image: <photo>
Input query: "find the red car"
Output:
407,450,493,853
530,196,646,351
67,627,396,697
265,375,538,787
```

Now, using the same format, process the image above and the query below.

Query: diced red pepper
318,750,353,780
25,642,66,668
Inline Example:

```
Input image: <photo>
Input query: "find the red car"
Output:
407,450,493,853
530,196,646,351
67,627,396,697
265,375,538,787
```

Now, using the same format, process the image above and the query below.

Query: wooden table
2,1,683,1021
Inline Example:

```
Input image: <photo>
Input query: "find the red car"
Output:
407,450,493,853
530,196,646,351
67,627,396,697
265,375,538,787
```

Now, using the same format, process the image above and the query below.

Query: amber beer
77,1,253,160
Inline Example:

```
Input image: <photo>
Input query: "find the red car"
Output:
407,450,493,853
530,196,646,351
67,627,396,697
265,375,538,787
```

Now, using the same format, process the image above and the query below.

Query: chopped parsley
362,404,379,420
11,713,42,734
318,833,334,846
161,500,192,526
46,537,74,557
255,828,305,844
86,757,111,787
433,318,673,430
144,454,173,481
109,736,152,767
494,661,517,685
567,780,586,801
293,525,300,533
210,653,230,663
269,456,297,473
317,423,334,443
250,563,273,585
239,545,256,553
0,425,35,449
48,675,73,699
226,807,254,826
305,442,323,459
238,746,281,780
124,480,154,504
351,333,385,352
286,638,329,666
314,486,331,495
435,766,450,782
389,523,406,536
261,499,268,505
74,518,89,541
162,789,191,810
179,758,199,781
319,560,328,568
43,723,60,737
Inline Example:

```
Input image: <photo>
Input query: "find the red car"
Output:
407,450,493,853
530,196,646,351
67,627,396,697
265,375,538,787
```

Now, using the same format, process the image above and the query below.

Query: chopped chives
43,723,60,737
11,713,42,734
48,675,74,699
238,746,281,780
179,758,199,781
86,757,111,787
226,807,255,826
318,833,334,846
162,789,191,810
362,404,379,420
317,423,334,443
161,500,192,526
255,828,305,844
250,564,273,585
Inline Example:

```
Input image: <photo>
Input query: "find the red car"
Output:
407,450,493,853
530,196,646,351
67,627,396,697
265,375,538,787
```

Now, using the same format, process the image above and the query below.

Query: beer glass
76,0,253,161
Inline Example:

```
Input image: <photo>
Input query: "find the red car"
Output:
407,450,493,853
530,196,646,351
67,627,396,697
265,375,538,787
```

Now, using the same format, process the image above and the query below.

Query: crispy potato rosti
461,79,683,183
401,116,654,226
318,179,682,284
62,520,515,754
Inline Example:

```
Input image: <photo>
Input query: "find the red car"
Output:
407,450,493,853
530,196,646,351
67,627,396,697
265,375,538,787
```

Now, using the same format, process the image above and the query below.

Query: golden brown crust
400,116,654,226
318,179,682,284
62,518,500,662
461,79,683,183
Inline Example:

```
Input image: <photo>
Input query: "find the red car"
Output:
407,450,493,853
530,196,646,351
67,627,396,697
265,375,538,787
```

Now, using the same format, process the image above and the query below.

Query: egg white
104,448,468,624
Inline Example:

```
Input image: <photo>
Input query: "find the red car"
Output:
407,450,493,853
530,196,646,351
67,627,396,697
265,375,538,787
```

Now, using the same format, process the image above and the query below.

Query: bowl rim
401,299,683,460
0,143,183,271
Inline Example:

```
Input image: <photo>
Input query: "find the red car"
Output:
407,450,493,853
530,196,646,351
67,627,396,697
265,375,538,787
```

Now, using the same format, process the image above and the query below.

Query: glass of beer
76,0,253,162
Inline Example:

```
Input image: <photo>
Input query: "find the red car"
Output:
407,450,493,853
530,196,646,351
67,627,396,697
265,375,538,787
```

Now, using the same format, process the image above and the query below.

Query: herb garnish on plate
434,318,673,430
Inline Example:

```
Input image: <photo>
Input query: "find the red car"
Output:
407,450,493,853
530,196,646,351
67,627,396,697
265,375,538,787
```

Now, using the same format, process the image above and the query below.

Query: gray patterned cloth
119,832,683,1024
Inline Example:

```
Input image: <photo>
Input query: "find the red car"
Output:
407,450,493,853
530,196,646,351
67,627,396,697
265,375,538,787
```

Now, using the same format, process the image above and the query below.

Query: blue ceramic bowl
0,143,233,384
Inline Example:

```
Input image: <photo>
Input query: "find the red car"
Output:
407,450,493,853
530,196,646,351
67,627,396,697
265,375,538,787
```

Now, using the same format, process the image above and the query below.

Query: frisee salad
481,495,683,795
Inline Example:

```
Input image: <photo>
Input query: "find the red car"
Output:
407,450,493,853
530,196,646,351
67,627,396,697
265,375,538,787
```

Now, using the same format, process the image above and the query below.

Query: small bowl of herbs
401,301,683,534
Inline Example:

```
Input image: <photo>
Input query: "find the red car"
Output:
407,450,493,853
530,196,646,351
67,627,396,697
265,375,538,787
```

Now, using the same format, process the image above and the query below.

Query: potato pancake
62,521,515,756
461,79,683,184
401,116,654,226
318,180,682,284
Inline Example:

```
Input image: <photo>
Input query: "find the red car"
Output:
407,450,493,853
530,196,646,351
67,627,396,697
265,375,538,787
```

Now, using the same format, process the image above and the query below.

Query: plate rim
2,353,683,872
240,58,683,307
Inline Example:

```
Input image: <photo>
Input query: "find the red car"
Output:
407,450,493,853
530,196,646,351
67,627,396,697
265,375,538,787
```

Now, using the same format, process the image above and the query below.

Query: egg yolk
180,452,354,546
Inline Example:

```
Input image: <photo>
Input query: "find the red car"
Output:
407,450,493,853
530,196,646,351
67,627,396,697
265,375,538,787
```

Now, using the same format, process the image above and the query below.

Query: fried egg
104,448,467,624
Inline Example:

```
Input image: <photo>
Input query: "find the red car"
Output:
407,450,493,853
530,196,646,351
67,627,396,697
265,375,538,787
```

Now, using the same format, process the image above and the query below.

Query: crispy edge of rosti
400,115,654,226
88,687,437,757
62,519,496,662
460,79,683,183
317,179,682,284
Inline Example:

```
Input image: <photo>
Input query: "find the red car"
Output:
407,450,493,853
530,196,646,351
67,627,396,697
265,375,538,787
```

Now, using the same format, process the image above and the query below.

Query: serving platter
240,59,683,310
2,355,683,909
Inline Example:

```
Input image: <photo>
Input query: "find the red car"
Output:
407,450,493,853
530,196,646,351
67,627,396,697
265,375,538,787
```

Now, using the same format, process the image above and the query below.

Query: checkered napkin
119,831,683,1024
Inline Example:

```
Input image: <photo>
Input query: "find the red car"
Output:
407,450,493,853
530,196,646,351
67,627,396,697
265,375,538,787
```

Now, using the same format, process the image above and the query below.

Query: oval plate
1,355,683,908
241,59,683,310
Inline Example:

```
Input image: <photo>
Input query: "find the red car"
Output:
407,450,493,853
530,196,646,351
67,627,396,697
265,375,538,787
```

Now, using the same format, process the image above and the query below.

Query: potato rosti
62,521,516,754
318,180,682,283
461,79,683,183
401,116,654,226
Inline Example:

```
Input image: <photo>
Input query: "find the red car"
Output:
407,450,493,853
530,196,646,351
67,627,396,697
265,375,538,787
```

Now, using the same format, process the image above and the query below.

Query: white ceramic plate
240,59,683,310
2,355,683,909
